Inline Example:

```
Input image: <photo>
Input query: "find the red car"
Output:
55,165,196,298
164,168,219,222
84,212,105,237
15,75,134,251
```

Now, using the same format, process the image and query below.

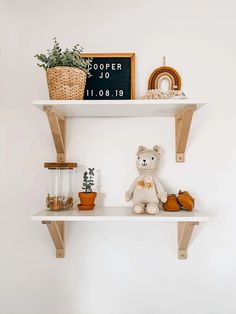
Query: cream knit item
125,145,167,215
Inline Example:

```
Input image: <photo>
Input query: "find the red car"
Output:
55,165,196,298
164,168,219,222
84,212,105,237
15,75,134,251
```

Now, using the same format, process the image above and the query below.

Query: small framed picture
82,53,135,99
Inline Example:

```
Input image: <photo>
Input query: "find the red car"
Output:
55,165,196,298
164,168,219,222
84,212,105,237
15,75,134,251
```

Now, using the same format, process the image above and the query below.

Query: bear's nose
143,159,146,162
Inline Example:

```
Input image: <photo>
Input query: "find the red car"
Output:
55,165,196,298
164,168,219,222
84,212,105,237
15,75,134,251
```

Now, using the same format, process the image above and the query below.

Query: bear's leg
134,203,145,214
146,202,159,215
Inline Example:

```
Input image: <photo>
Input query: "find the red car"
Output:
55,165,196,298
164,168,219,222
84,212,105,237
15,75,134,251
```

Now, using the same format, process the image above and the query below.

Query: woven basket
46,66,87,100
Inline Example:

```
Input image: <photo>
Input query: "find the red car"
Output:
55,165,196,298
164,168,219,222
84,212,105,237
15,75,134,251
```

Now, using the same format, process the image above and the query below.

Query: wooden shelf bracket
175,105,196,162
44,106,66,162
42,221,65,258
177,221,199,259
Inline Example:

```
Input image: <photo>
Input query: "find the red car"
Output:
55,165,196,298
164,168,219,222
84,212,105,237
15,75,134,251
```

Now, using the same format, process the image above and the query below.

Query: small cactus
82,168,95,193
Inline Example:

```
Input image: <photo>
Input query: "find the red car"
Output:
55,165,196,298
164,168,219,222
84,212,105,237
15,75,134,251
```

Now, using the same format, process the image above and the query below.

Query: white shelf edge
31,207,210,222
33,99,206,118
33,99,206,105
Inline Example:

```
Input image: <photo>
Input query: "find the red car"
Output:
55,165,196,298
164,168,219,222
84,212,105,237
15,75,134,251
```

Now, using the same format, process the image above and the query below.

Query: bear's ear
153,145,161,155
137,145,146,155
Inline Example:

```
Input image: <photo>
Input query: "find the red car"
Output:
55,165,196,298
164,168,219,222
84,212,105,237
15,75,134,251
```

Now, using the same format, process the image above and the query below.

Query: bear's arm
127,177,139,193
125,177,139,202
153,177,167,202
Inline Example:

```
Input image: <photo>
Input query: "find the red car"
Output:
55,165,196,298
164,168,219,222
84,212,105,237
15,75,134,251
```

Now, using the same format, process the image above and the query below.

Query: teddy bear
125,145,167,214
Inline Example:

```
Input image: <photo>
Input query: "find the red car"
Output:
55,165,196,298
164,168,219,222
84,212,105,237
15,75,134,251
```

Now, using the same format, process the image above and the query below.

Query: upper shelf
32,207,209,222
34,99,205,117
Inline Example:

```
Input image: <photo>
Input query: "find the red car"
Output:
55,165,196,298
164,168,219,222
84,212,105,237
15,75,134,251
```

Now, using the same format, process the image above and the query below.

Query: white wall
1,0,236,313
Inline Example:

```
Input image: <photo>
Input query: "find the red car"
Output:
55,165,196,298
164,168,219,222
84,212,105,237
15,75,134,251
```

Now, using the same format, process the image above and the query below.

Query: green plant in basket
35,37,92,75
34,38,92,100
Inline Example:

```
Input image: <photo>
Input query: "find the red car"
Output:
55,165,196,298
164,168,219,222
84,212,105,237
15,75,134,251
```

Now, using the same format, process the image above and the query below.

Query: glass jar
45,163,77,211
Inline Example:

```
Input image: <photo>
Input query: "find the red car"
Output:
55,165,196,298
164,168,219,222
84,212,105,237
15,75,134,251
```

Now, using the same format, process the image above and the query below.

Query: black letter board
82,53,135,100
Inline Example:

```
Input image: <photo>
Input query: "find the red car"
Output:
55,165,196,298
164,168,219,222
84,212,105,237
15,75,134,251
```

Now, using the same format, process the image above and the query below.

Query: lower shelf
31,207,209,259
32,207,209,222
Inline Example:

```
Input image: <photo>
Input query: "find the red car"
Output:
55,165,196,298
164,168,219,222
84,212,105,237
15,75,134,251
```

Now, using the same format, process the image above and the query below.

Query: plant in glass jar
78,168,97,210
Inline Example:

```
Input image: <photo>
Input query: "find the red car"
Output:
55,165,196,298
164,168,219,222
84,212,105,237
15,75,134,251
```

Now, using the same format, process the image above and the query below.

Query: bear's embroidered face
136,145,161,174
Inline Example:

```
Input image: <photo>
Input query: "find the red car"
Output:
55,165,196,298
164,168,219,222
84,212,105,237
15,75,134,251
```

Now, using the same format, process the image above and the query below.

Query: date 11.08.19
86,89,124,97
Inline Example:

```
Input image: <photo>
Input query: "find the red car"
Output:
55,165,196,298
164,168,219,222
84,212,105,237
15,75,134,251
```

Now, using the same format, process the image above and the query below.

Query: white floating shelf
34,98,205,162
32,207,209,222
32,207,209,259
34,99,205,117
